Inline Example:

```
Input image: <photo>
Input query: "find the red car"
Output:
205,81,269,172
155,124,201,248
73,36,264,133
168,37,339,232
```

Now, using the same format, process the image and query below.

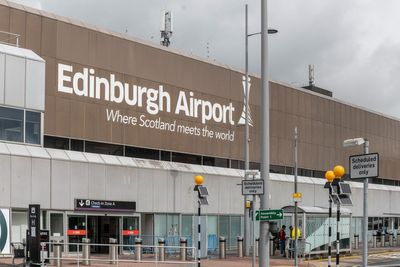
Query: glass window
25,111,41,144
249,162,260,170
50,213,64,237
85,141,123,155
230,216,242,248
181,215,193,238
219,216,230,247
161,151,171,161
125,146,159,160
207,216,218,251
44,135,69,150
0,106,24,142
172,152,201,165
230,160,239,169
11,211,28,243
71,139,84,151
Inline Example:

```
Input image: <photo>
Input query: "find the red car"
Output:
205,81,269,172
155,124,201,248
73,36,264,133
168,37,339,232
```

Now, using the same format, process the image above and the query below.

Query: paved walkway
0,255,314,267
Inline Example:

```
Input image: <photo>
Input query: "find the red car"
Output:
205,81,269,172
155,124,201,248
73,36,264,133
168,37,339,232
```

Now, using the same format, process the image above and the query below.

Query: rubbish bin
53,240,63,267
158,238,165,262
109,238,118,265
373,233,377,248
354,234,359,250
82,238,91,266
237,236,243,258
180,237,187,261
135,237,142,261
219,236,226,259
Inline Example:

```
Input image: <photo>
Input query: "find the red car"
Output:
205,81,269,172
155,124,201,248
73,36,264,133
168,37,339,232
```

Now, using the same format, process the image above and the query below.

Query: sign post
28,204,41,264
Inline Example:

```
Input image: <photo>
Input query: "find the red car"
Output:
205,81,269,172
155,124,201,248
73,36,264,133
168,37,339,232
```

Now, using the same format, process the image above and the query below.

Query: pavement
3,247,400,267
0,255,314,267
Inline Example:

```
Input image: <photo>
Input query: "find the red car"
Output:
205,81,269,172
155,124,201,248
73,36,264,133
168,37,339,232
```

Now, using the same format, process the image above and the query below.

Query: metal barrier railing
40,241,198,266
0,30,20,47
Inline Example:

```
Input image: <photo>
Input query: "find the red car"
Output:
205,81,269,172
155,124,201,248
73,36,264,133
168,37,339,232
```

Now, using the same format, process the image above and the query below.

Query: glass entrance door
87,216,120,253
122,216,139,252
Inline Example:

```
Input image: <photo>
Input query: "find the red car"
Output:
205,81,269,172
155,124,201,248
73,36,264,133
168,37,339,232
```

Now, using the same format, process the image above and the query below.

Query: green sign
255,209,283,221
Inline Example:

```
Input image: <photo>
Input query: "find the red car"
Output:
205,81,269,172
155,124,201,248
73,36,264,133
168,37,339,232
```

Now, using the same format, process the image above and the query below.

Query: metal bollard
389,233,394,247
269,238,275,256
53,240,63,267
135,237,142,261
180,237,187,261
108,238,118,264
82,238,91,266
158,238,165,262
381,234,385,247
373,234,377,248
219,236,226,259
237,236,244,258
354,234,359,250
256,238,259,257
397,233,400,246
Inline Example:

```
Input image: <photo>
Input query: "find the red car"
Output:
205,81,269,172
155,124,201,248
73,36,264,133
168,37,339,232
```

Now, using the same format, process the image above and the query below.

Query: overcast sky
11,0,400,119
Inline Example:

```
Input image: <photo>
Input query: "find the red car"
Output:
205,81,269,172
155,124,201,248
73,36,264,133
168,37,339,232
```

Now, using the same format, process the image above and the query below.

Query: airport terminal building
1,0,400,255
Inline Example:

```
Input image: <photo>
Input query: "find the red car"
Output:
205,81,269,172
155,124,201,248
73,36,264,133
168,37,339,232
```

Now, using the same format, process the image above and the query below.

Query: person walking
278,225,287,257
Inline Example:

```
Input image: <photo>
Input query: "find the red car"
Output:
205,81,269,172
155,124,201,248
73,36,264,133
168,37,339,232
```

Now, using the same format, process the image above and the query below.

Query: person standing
278,225,287,257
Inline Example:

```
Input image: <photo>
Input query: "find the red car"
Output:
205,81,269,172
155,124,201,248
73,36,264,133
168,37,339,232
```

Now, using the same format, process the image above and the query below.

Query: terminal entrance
67,214,139,254
87,216,120,253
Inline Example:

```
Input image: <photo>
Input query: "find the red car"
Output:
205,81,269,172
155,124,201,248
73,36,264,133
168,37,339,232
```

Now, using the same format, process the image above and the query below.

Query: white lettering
58,63,73,94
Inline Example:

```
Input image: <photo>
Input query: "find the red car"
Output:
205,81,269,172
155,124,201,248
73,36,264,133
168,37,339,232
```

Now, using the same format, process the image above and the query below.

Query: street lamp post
243,4,277,262
324,170,335,267
333,165,345,266
343,137,369,267
260,0,270,266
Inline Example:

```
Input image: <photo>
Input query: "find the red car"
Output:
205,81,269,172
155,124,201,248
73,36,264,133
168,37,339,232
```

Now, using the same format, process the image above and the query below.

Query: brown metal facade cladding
1,1,400,180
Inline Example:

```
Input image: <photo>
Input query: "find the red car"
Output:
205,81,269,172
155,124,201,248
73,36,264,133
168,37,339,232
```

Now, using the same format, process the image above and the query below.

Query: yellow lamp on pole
325,170,335,183
194,175,204,185
333,165,345,179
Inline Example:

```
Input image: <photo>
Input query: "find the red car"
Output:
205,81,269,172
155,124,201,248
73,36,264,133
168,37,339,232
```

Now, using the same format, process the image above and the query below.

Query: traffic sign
255,209,283,221
242,180,264,195
349,153,379,179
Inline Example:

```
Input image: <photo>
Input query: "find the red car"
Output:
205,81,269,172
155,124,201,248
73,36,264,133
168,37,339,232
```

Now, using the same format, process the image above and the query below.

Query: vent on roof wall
302,65,333,97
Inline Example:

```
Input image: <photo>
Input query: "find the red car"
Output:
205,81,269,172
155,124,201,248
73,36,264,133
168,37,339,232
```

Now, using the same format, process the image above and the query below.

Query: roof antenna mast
160,10,173,47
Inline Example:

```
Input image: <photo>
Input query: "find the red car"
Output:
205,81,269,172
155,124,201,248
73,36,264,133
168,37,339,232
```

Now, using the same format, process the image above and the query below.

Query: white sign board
349,153,379,179
242,180,264,195
0,208,10,254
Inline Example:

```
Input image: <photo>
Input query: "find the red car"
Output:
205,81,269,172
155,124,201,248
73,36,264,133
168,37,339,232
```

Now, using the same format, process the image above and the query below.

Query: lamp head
194,175,204,185
333,165,345,179
343,138,365,147
325,170,335,183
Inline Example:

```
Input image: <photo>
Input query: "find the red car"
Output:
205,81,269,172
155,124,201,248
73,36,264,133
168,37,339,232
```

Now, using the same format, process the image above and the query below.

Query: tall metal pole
259,0,270,266
244,3,251,258
363,140,369,267
198,201,201,267
294,127,298,267
328,186,332,267
336,193,340,267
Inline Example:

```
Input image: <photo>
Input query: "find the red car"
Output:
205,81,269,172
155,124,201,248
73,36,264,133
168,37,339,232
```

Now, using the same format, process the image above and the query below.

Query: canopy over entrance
282,205,352,215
